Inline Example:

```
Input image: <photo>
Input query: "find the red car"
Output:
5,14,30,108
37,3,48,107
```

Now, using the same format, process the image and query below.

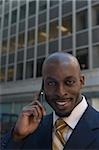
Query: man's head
42,52,85,117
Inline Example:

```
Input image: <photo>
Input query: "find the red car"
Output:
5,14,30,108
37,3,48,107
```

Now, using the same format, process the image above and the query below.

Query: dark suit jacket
1,105,99,150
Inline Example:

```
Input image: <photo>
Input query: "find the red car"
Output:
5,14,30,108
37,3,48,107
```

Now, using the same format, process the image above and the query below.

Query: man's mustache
48,95,72,101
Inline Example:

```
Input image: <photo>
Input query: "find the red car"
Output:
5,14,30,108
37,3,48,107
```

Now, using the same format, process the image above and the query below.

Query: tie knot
55,118,66,131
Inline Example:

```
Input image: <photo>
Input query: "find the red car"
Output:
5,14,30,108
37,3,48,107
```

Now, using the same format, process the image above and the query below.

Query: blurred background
0,0,99,136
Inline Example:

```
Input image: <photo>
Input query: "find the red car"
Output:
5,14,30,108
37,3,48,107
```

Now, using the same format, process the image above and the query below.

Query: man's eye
48,81,56,86
65,80,75,85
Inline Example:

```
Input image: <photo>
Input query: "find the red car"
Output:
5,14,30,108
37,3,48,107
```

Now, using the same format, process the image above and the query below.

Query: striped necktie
52,118,67,150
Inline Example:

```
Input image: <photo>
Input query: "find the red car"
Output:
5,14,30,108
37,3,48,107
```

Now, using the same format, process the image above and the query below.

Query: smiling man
1,52,99,150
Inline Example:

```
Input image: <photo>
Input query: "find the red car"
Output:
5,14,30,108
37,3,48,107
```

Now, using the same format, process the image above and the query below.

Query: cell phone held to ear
38,79,45,105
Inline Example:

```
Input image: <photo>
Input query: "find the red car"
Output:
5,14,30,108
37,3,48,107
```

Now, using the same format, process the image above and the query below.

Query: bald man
1,52,99,150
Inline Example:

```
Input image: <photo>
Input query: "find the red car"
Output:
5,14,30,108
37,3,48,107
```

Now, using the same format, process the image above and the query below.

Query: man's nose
56,84,67,97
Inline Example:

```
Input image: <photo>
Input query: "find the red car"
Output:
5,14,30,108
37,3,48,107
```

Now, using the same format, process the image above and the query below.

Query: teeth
56,102,67,105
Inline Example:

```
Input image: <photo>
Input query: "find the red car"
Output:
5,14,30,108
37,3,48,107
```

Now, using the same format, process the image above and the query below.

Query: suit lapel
64,105,99,149
39,113,53,149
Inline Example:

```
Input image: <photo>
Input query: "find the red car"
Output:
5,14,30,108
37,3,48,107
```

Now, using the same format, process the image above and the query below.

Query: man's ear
80,74,85,87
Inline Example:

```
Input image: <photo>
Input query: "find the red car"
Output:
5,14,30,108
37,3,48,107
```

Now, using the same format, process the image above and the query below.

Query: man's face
43,61,84,117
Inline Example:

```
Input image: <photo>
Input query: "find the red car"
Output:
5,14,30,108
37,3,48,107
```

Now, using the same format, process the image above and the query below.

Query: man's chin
55,111,71,117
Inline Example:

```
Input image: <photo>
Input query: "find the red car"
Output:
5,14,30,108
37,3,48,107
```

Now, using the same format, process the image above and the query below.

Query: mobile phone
38,80,45,105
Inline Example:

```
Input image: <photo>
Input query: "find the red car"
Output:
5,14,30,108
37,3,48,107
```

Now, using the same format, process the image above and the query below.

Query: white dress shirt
53,95,88,141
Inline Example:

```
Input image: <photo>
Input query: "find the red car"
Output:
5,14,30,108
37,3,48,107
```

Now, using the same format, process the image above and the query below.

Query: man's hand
12,101,46,141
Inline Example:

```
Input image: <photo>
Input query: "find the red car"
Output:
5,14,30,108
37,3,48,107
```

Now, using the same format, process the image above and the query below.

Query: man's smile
55,98,72,109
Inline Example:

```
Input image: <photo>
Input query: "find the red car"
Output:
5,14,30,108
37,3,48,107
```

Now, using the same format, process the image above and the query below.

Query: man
1,52,99,149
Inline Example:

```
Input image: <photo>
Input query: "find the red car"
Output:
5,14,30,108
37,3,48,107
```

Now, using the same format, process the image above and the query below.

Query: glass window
50,6,59,20
93,45,99,68
26,61,34,79
92,5,99,26
8,53,14,64
27,47,34,60
17,50,24,62
49,20,58,41
36,57,45,77
28,16,35,28
38,24,46,43
12,0,18,8
4,13,9,27
18,32,25,49
20,4,26,20
1,103,12,113
16,63,23,80
37,44,46,57
62,15,72,37
2,40,7,54
11,9,17,24
29,1,36,16
1,55,6,66
27,29,35,47
76,10,88,31
76,48,89,70
39,0,47,12
7,65,14,81
38,12,46,25
0,17,1,29
50,0,59,7
9,36,16,53
10,24,16,35
49,40,58,54
62,36,72,51
3,28,8,38
92,98,99,111
0,67,5,82
0,0,2,5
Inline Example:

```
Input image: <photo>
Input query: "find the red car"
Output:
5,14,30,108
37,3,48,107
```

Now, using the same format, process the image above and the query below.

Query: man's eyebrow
45,77,57,81
64,76,76,80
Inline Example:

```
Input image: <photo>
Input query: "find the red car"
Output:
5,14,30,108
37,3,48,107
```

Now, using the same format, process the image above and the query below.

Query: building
0,0,99,115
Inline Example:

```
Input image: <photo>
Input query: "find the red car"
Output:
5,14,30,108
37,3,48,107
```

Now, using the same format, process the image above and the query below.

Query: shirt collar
53,95,88,129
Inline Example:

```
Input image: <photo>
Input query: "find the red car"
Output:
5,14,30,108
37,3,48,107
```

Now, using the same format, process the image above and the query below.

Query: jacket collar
64,105,99,149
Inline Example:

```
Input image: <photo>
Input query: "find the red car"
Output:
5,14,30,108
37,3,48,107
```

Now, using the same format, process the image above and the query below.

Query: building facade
0,0,99,114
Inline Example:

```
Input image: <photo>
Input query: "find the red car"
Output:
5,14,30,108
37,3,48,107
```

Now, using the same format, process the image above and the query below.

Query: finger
32,105,43,120
22,101,46,117
33,101,46,116
22,105,42,121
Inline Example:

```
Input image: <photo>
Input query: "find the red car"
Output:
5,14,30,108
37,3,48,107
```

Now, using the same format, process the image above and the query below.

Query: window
36,57,45,77
92,5,99,26
17,50,24,62
2,40,7,54
26,61,34,79
4,13,9,27
39,0,47,12
27,47,34,60
76,10,88,31
76,48,89,70
16,63,23,80
11,9,17,24
18,33,25,49
20,4,26,20
8,53,14,64
49,20,58,41
62,15,72,37
27,29,35,47
0,17,1,29
9,36,16,53
0,67,5,82
29,1,36,16
92,45,99,68
7,65,14,81
1,55,6,66
92,98,99,111
50,0,59,7
38,24,46,43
